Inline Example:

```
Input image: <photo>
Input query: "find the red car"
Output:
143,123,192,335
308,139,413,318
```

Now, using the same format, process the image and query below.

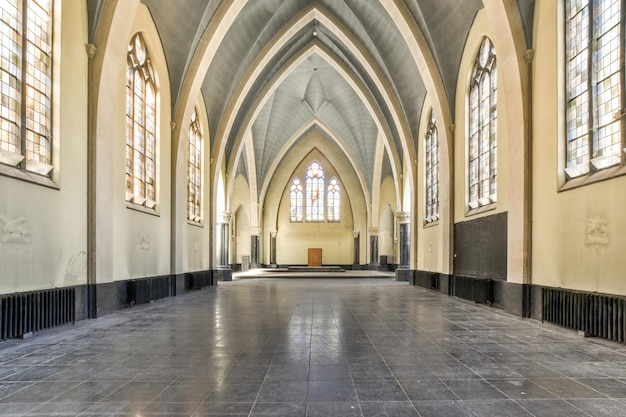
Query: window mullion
19,0,28,167
588,0,596,163
621,0,626,163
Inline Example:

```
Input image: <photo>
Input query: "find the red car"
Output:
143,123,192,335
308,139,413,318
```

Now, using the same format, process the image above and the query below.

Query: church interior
1,0,626,415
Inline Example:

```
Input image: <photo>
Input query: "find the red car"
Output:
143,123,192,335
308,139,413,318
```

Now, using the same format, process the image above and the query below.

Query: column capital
368,227,379,235
270,230,277,238
396,211,411,224
217,211,231,224
250,227,261,236
85,43,97,59
353,231,360,239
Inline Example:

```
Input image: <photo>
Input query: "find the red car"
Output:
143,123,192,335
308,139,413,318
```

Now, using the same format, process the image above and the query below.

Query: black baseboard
412,270,530,317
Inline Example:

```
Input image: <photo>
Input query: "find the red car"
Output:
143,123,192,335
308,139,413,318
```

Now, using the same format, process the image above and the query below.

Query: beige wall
454,9,510,224
0,2,88,293
532,0,626,295
232,174,252,265
260,129,366,265
416,96,444,273
379,176,397,262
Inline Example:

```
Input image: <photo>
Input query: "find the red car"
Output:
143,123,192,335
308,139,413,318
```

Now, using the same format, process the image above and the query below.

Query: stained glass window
327,177,340,222
565,0,624,179
126,33,157,209
0,0,53,174
425,109,439,223
305,161,324,222
188,107,202,222
468,37,497,210
290,177,303,222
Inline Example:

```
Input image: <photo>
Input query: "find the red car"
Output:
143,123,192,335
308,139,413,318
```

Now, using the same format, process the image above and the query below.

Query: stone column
216,211,232,281
369,227,379,270
353,231,360,269
250,227,260,268
396,212,411,281
270,231,277,267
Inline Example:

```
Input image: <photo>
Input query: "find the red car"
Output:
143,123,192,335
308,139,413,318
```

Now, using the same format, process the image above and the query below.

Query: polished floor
1,277,626,417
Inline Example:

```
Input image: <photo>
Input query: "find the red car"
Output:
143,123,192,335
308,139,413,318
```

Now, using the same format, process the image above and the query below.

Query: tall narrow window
468,37,497,210
327,177,340,222
126,33,157,209
565,0,624,179
0,0,54,176
290,177,303,222
425,109,439,223
188,107,202,222
305,161,324,222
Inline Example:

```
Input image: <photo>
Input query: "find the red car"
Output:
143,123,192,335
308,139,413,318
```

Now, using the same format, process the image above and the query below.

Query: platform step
287,266,345,273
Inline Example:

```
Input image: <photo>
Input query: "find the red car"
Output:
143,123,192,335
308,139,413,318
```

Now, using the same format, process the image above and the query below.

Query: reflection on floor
0,278,625,416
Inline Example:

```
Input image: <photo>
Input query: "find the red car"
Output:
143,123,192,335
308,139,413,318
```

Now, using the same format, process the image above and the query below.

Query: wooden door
308,248,322,266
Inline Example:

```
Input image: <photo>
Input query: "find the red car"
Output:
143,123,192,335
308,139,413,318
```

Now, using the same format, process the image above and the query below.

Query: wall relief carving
585,217,609,245
0,214,32,245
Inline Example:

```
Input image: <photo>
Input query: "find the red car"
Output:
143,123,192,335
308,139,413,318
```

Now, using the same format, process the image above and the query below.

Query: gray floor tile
0,278,625,416
359,401,419,417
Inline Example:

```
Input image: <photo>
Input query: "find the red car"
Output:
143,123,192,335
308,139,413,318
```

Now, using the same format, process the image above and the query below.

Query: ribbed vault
88,0,536,205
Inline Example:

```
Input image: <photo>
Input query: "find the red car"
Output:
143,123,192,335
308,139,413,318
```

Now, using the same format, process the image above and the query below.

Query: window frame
424,109,439,225
305,161,325,222
187,107,202,224
467,36,497,214
125,32,158,213
327,176,340,223
0,0,56,187
289,177,303,222
561,0,626,190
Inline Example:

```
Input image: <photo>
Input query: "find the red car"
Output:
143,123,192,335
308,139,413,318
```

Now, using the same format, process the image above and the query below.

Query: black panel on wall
454,212,507,280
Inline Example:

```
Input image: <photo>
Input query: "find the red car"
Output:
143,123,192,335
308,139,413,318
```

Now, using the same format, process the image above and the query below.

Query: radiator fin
542,288,626,344
128,276,173,305
186,271,214,290
452,275,493,304
0,288,75,340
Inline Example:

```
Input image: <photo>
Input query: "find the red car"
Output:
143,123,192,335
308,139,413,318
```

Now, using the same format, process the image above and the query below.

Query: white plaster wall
532,0,626,295
108,6,172,281
0,2,88,294
183,97,211,272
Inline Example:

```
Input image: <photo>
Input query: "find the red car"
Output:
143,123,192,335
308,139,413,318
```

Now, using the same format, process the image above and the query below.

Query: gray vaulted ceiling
88,0,535,200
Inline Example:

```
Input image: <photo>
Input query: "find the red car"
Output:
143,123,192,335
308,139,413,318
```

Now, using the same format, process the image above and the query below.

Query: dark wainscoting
411,270,530,317
454,212,507,280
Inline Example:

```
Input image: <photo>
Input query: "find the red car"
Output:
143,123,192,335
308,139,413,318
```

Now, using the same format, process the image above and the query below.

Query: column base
395,268,411,282
215,268,232,282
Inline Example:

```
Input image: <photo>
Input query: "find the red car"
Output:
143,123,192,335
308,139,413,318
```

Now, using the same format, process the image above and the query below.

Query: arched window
468,37,497,210
565,0,624,179
187,107,202,222
327,177,340,222
126,32,157,209
0,0,54,176
425,109,439,223
290,177,303,222
305,161,324,222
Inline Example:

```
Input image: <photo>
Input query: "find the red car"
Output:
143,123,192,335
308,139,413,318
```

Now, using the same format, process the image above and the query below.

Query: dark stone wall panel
454,212,507,280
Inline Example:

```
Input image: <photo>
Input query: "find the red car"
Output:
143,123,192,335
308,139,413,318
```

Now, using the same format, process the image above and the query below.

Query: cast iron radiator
414,271,439,290
542,287,626,343
186,270,213,290
452,275,493,304
0,288,75,340
128,275,172,306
